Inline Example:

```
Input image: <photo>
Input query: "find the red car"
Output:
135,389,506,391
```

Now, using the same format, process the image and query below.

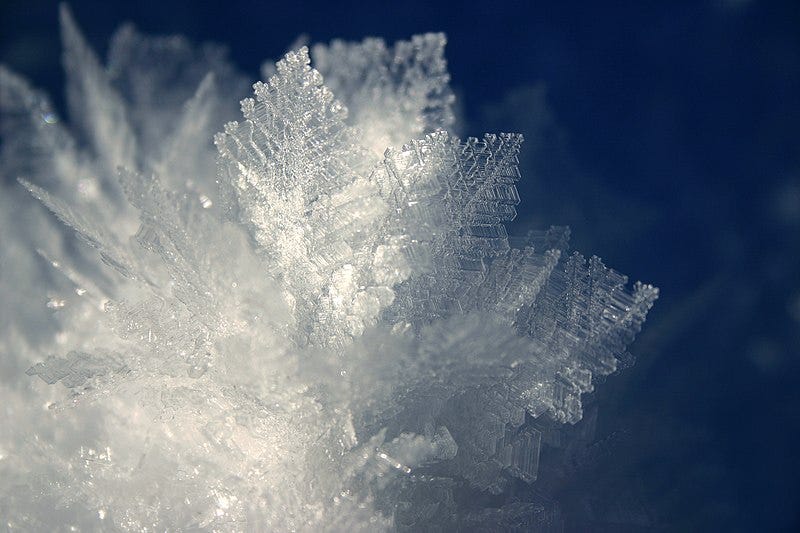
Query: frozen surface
0,6,657,531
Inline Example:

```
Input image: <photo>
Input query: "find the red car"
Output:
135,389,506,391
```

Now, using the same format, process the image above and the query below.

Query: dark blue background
2,1,799,530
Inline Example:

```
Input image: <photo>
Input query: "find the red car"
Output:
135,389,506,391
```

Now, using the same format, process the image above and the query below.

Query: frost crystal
0,6,657,531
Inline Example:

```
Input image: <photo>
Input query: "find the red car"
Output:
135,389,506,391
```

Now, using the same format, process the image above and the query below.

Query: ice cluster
0,6,657,531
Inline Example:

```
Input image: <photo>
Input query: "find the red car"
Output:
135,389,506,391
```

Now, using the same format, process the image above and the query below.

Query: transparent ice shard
373,131,527,324
311,33,455,152
107,23,246,163
18,178,139,280
497,425,542,482
25,350,125,388
216,47,393,346
60,5,138,174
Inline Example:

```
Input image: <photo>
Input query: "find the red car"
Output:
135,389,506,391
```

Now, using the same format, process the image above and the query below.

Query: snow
0,5,657,531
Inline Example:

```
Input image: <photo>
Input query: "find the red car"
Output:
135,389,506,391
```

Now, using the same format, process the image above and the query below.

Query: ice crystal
0,5,657,531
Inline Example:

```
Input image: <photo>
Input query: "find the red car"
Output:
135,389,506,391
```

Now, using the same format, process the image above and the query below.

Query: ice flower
0,5,656,531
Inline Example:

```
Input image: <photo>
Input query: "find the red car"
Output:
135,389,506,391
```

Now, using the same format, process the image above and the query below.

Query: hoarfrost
0,5,657,531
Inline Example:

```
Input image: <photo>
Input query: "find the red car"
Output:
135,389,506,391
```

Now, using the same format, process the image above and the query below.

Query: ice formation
0,6,657,531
